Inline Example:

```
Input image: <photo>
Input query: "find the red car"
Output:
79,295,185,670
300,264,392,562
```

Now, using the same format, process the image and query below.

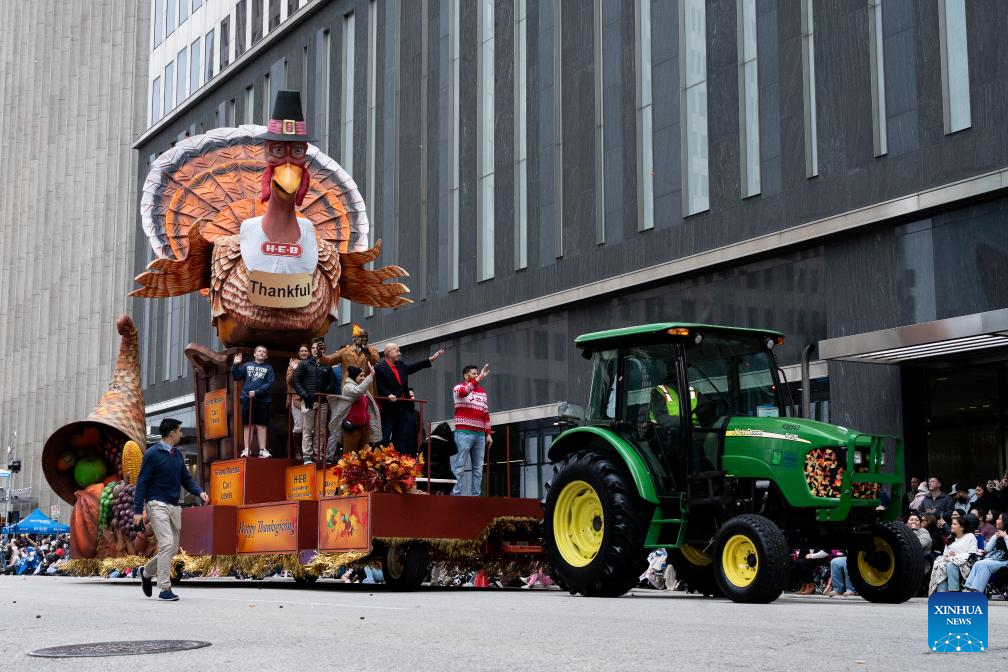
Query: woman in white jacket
929,513,979,594
331,364,382,454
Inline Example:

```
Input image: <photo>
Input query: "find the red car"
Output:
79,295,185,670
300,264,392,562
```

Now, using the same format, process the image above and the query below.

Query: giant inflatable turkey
131,90,409,350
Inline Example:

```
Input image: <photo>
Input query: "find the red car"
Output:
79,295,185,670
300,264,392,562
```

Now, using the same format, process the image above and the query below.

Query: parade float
45,91,543,585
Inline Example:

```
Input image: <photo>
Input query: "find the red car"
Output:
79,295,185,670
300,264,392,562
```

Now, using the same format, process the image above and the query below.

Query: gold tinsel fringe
63,516,545,580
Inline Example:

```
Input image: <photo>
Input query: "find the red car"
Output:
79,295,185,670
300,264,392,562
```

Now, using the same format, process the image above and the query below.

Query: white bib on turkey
239,216,319,274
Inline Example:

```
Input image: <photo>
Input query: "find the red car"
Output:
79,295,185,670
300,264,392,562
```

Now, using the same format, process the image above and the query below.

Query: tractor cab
580,324,786,495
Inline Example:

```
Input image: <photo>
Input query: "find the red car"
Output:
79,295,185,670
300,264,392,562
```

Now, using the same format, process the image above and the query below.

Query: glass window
939,0,971,134
220,16,230,68
684,335,780,423
190,38,201,95
636,0,654,229
163,62,174,113
236,0,247,57
151,76,162,126
315,29,331,153
269,0,280,31
166,0,176,35
176,48,188,104
205,30,215,82
341,15,355,170
244,85,254,124
153,0,164,47
680,0,709,215
477,0,494,281
553,0,563,257
869,0,887,156
228,98,236,125
514,0,528,269
263,73,270,122
178,0,189,24
737,0,760,196
192,0,203,11
801,0,818,177
586,349,618,421
288,0,298,15
252,0,264,45
339,13,355,326
593,0,604,244
449,0,460,288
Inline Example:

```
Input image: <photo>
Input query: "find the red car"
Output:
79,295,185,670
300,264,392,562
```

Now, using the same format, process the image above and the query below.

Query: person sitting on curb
964,512,1008,594
929,513,979,594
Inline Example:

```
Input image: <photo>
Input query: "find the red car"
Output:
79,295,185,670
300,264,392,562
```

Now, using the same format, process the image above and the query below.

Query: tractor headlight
853,450,864,466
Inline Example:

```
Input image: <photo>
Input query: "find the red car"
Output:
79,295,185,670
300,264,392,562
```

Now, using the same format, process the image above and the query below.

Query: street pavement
1,576,1005,670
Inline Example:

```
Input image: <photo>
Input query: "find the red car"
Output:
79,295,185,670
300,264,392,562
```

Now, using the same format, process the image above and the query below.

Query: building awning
818,309,1008,364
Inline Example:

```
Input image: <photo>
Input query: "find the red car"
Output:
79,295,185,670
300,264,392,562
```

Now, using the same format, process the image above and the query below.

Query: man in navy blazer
374,342,444,456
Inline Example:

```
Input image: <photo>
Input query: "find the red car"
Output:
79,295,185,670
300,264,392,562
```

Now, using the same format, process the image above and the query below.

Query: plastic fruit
73,456,108,488
56,451,77,471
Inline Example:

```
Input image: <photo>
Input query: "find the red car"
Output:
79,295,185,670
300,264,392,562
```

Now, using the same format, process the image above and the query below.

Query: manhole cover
28,640,211,658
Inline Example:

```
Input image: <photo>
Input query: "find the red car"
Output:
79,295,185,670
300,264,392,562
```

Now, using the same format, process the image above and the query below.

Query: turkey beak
271,163,303,199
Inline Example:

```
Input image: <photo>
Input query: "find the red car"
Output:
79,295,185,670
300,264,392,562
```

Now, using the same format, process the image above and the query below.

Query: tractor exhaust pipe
800,343,816,419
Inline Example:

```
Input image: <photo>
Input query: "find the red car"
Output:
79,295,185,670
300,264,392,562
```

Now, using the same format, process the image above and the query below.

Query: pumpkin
69,489,100,559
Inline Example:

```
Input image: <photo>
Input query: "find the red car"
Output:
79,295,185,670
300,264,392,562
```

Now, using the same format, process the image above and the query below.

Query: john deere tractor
543,323,922,603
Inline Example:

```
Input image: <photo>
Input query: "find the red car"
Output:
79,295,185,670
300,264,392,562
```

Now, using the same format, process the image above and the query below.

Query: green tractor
543,323,922,603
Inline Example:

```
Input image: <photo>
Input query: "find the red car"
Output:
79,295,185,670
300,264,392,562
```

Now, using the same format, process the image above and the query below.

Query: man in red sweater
452,364,492,496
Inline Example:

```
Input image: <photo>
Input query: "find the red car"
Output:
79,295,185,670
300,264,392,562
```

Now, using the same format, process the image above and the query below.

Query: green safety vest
649,385,698,423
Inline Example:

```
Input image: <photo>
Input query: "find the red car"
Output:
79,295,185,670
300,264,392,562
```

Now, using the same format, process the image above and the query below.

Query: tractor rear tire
381,542,429,591
669,544,721,597
847,521,923,603
713,514,789,603
542,450,652,597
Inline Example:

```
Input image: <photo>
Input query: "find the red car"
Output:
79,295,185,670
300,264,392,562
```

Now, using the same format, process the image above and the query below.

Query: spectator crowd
2,534,70,576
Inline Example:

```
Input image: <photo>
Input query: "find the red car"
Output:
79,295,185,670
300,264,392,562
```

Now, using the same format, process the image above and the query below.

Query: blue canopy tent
1,508,70,535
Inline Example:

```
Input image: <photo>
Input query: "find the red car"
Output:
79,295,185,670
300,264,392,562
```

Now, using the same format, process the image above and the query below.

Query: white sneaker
239,449,250,458
259,450,271,458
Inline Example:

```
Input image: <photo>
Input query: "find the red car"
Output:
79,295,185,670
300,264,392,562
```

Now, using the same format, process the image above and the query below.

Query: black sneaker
158,589,180,601
140,567,153,597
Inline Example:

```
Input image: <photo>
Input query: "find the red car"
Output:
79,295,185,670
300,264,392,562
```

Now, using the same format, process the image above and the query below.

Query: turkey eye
269,144,285,157
292,145,307,158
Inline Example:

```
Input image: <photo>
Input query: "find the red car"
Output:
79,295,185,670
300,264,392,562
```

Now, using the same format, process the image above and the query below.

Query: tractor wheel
847,521,923,603
381,542,429,591
542,450,652,597
669,544,721,597
713,514,789,603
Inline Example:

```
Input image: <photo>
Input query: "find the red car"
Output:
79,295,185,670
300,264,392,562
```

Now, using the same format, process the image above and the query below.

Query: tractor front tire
713,514,789,603
381,542,429,591
847,521,923,603
542,451,652,597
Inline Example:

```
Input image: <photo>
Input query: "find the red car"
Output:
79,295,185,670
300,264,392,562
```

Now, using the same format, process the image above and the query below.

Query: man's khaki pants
144,501,181,591
302,403,328,461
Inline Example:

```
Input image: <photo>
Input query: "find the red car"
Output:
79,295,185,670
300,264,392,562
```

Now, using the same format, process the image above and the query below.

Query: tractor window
586,349,618,421
620,345,679,427
684,335,782,424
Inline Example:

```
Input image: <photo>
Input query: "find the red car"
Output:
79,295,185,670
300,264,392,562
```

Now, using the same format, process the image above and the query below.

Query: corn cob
122,441,144,485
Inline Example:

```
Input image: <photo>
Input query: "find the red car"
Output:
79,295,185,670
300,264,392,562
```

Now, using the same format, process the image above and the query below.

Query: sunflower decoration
331,444,424,495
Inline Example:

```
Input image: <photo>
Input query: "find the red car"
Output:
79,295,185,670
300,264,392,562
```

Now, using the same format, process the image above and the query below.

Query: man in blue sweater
133,418,208,601
232,345,276,458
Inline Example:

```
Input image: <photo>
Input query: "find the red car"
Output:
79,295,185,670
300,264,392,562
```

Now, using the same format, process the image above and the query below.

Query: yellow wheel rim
722,534,759,587
856,538,895,587
552,480,604,568
681,543,713,567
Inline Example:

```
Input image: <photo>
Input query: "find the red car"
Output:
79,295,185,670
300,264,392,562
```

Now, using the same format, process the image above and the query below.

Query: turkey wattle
130,90,409,350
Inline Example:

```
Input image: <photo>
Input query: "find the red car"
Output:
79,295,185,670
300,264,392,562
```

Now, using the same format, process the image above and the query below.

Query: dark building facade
133,0,1008,498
